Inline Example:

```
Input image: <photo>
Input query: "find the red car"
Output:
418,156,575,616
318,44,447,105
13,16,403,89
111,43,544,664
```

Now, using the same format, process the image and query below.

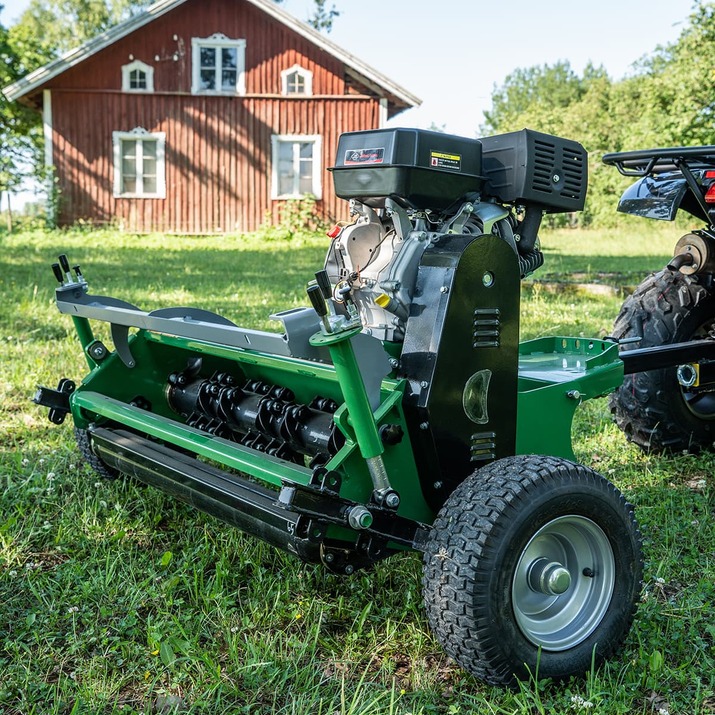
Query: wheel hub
527,557,572,595
512,515,615,651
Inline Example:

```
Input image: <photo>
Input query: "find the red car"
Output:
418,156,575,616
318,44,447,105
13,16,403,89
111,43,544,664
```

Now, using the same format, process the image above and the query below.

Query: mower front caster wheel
422,455,643,685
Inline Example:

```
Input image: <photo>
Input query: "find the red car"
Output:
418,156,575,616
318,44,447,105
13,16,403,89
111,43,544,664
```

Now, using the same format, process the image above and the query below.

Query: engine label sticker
430,151,461,171
344,148,385,165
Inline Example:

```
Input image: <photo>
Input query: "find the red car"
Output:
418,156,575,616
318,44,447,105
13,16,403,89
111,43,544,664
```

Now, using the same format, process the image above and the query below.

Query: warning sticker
344,148,385,165
430,151,461,171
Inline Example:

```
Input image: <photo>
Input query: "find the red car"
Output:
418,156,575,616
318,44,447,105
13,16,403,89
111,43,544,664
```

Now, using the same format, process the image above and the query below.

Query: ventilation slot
532,140,556,194
473,308,500,348
470,432,497,462
560,148,585,200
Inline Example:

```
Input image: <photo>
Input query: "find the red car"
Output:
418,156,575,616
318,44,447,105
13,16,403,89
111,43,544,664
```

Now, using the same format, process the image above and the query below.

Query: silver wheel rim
511,515,615,651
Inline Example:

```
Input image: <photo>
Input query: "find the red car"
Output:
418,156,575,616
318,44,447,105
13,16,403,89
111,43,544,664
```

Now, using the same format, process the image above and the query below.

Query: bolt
677,364,698,388
389,358,399,369
552,173,561,183
344,565,354,575
433,481,443,490
582,567,595,578
419,421,429,430
347,506,373,530
567,389,581,400
324,552,335,563
440,286,449,294
420,381,429,389
384,492,400,508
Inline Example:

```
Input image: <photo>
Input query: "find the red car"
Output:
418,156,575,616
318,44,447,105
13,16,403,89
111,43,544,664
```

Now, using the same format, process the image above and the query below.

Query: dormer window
192,34,246,95
121,59,154,92
281,64,312,96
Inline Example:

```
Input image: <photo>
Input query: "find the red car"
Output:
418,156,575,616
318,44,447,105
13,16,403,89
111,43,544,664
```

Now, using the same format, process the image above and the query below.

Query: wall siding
51,91,380,232
43,0,389,233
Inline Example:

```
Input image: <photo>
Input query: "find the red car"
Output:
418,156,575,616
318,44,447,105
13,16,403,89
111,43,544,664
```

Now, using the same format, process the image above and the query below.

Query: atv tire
610,268,715,453
422,455,642,686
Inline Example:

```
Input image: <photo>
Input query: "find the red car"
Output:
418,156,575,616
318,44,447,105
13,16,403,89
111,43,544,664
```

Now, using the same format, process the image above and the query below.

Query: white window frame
121,59,154,92
191,33,246,95
271,135,322,200
280,64,313,96
112,127,166,199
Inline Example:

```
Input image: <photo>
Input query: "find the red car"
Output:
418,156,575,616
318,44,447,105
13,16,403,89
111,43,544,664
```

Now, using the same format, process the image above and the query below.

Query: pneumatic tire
610,268,715,453
74,427,119,479
422,455,642,686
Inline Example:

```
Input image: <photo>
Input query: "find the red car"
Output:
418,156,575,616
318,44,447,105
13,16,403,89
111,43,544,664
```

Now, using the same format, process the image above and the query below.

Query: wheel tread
423,456,642,685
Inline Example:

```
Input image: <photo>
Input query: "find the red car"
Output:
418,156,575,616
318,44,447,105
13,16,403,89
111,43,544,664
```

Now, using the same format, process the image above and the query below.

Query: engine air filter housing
330,128,484,210
480,129,588,213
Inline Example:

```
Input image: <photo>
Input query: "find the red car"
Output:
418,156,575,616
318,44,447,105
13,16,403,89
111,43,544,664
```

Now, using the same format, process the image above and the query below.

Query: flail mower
36,127,652,685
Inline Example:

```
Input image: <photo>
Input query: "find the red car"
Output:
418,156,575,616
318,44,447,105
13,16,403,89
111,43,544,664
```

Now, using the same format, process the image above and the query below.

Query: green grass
1,224,714,714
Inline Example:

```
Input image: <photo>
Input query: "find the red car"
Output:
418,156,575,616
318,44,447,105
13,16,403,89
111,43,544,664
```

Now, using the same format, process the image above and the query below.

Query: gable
3,0,419,113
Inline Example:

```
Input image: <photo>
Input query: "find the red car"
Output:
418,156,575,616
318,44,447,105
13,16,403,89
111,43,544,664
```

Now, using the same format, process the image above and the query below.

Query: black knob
51,263,64,283
307,284,327,317
315,270,332,299
58,254,70,273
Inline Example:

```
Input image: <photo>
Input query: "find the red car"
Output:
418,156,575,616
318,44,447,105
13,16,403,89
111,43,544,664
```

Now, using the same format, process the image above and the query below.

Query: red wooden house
3,0,419,233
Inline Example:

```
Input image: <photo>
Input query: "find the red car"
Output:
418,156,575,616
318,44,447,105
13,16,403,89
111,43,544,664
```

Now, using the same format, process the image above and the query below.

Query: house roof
2,0,421,111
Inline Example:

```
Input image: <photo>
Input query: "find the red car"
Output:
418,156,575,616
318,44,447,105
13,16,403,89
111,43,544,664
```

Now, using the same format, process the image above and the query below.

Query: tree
8,0,151,74
480,1,715,226
273,0,339,33
0,5,44,227
481,61,594,135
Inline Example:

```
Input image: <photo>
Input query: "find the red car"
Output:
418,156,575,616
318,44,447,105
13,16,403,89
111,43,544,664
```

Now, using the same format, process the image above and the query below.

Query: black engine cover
398,233,521,509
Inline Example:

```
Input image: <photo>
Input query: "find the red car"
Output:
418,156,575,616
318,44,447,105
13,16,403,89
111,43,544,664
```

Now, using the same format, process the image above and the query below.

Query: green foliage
255,195,330,241
1,0,152,215
273,0,340,33
482,1,715,227
0,224,714,713
7,0,151,73
0,7,43,203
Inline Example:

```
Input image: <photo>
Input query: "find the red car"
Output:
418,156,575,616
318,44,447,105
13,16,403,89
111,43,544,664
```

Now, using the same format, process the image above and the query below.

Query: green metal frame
516,337,624,460
70,327,433,525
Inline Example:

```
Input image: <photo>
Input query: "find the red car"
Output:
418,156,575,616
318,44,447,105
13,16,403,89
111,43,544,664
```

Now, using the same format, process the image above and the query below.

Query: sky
0,0,698,201
0,0,698,136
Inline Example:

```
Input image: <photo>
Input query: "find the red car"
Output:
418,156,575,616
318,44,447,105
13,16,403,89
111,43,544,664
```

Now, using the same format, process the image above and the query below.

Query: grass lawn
0,223,713,714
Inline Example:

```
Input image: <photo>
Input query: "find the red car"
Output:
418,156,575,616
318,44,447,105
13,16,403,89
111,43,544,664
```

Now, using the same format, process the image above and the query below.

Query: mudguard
617,171,691,221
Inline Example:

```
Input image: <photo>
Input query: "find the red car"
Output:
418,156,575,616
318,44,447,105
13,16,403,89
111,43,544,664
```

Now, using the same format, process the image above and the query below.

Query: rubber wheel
74,427,119,479
422,455,642,686
610,268,715,453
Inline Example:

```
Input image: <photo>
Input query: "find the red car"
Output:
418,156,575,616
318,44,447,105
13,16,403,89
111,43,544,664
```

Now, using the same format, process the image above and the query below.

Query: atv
603,145,715,453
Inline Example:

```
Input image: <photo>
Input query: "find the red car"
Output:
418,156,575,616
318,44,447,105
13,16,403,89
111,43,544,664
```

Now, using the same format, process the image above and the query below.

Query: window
121,60,154,92
271,135,322,199
192,34,246,95
281,64,313,96
113,128,166,198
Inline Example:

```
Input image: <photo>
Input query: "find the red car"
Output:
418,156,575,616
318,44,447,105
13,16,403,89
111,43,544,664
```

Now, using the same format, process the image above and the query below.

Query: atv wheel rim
511,515,615,651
